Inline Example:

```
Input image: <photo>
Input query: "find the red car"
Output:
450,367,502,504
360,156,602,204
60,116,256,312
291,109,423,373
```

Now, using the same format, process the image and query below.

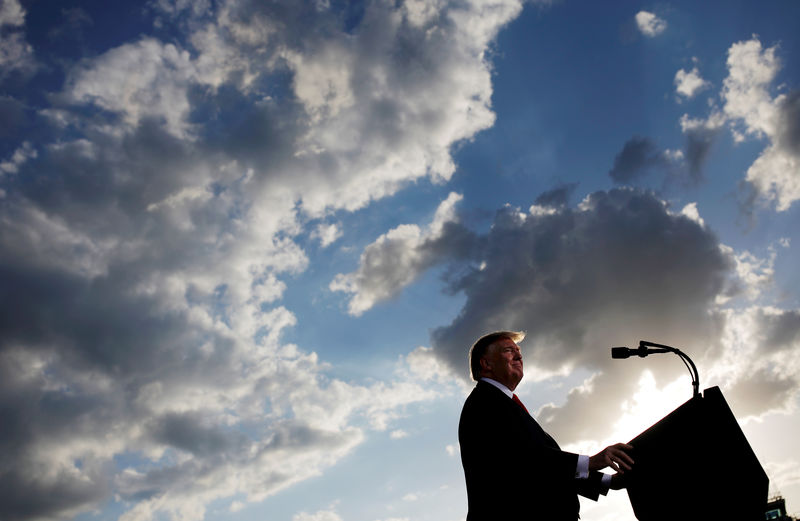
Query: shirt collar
480,377,513,399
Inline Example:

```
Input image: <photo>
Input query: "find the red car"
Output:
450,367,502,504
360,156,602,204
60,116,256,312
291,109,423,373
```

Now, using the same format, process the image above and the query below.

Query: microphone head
611,347,631,359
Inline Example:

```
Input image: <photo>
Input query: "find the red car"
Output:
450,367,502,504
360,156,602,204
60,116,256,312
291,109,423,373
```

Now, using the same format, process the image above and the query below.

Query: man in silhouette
459,330,633,520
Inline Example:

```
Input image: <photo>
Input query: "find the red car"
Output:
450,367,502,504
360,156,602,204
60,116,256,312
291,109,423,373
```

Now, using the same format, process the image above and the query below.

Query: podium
624,386,768,520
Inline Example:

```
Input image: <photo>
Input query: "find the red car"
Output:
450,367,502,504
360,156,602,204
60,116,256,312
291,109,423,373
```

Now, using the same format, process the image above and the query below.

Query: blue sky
2,1,800,521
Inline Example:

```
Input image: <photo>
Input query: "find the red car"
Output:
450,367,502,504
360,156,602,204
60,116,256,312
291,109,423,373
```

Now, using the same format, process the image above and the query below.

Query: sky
1,1,800,520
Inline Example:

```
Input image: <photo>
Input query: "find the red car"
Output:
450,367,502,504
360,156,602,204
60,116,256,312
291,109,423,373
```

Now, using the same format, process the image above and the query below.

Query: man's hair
468,330,526,381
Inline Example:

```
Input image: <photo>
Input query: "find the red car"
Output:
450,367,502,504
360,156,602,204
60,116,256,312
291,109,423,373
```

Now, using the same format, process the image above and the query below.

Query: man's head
469,330,526,390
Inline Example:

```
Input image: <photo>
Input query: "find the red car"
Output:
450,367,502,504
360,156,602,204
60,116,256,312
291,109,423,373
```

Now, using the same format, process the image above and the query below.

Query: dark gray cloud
725,369,797,419
536,366,634,442
433,188,731,373
608,136,669,184
777,90,800,155
756,309,800,352
426,188,738,441
533,182,578,209
0,347,117,520
0,463,111,521
0,261,197,374
684,124,720,183
149,412,251,458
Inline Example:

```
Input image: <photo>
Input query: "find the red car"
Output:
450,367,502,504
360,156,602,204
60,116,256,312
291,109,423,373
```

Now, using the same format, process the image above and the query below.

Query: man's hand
589,443,634,474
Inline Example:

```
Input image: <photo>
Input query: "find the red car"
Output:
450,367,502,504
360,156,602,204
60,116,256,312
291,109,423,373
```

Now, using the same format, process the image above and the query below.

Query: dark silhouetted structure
766,496,797,521
623,386,768,521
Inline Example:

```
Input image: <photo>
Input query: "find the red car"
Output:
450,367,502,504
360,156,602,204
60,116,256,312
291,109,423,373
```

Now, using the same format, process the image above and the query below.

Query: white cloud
0,0,34,76
675,66,710,99
675,37,799,207
293,508,344,521
0,141,37,174
721,244,777,301
720,37,799,211
66,38,199,138
286,44,356,124
680,202,705,227
312,222,342,248
56,0,524,218
118,424,362,521
679,112,725,134
744,145,800,211
330,192,464,315
635,11,666,37
403,0,446,27
529,204,558,216
101,341,440,521
282,1,523,215
406,345,460,384
723,38,781,139
722,37,800,211
0,0,25,27
151,0,213,18
664,148,684,161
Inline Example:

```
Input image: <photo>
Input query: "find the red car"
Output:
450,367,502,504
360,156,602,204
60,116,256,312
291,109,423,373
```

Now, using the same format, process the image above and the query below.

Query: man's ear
479,357,491,372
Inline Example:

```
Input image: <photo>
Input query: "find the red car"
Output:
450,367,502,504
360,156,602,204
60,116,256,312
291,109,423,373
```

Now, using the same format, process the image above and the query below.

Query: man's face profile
480,337,524,390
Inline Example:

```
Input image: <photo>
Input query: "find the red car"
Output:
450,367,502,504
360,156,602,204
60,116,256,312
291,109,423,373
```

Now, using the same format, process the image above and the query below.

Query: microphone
611,347,633,359
611,345,668,359
611,340,701,398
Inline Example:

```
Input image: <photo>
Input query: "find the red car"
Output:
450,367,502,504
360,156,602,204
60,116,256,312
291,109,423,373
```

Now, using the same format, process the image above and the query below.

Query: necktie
512,393,529,415
514,393,559,448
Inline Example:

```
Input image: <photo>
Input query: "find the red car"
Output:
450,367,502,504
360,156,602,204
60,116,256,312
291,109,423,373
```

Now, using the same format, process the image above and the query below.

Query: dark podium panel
625,386,768,520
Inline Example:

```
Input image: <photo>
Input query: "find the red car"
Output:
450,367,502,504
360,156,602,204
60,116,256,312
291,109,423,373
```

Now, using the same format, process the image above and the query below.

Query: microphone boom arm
640,340,700,399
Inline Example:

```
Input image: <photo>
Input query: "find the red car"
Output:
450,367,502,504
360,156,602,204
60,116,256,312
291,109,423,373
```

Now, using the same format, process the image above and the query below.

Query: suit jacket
458,380,604,521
